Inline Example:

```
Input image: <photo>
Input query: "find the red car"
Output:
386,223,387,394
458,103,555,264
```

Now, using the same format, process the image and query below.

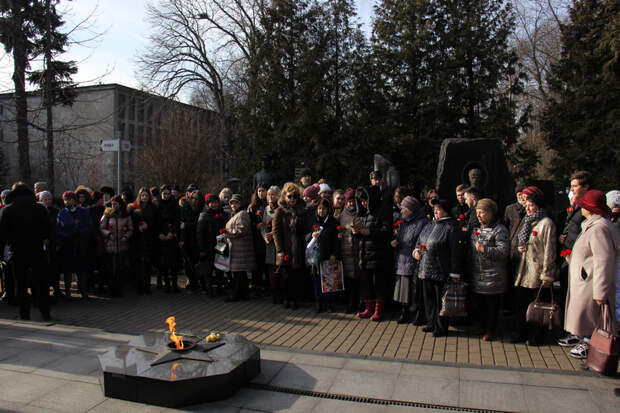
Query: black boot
397,306,410,324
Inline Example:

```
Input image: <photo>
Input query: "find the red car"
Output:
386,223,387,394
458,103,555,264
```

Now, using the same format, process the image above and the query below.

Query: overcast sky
0,0,376,100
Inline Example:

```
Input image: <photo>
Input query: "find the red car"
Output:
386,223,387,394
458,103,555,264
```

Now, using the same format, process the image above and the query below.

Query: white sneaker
558,334,581,347
569,342,589,359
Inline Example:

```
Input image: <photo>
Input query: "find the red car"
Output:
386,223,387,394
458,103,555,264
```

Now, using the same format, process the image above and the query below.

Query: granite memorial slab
98,333,260,407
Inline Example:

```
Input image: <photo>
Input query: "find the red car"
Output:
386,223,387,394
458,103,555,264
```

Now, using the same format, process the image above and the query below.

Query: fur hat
205,193,219,204
318,183,333,195
344,187,355,201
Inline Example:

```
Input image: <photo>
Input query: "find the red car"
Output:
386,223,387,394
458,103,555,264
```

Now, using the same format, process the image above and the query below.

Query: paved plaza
0,279,618,412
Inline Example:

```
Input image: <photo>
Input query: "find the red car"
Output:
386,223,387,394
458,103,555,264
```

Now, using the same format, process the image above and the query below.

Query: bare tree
138,0,266,177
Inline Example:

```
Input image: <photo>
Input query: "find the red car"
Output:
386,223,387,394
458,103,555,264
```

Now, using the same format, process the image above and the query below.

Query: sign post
100,137,132,194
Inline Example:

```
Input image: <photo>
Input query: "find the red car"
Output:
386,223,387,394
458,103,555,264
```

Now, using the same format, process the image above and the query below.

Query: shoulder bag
526,284,562,330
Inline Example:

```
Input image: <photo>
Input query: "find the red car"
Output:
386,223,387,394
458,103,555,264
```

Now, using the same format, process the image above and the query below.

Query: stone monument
374,154,400,193
253,154,279,190
435,138,515,210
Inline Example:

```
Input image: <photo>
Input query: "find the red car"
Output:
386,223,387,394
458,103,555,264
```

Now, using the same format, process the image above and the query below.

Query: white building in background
0,83,215,192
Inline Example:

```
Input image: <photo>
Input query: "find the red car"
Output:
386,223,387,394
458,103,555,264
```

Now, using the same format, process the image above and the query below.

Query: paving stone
391,374,459,406
523,386,601,413
270,363,340,392
0,348,65,373
30,381,105,412
290,352,347,369
342,358,402,374
459,380,527,412
222,388,319,412
0,369,66,403
330,369,398,400
250,359,287,385
459,367,523,384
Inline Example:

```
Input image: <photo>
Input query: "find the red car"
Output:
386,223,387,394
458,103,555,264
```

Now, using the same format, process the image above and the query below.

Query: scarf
517,209,546,246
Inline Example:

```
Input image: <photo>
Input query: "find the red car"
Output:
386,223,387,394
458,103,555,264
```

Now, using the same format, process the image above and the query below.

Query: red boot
371,299,384,321
357,299,375,318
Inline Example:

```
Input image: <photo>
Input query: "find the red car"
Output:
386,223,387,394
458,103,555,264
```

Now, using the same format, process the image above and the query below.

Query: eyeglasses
286,194,298,199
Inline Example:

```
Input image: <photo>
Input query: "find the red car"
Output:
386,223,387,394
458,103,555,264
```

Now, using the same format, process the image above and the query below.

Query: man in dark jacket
451,184,469,223
197,194,227,294
0,184,51,320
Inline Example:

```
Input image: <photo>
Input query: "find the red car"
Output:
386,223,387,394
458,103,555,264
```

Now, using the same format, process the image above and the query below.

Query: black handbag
526,284,562,330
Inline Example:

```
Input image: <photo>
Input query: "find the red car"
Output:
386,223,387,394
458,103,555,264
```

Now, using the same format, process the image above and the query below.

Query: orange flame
170,362,180,381
165,316,184,349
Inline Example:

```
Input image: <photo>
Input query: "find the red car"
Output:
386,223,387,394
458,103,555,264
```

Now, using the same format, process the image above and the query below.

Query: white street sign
100,139,118,151
100,139,132,152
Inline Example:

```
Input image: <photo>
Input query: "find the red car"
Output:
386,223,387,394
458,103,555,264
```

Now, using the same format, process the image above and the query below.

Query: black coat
0,187,49,255
562,207,584,250
197,207,227,262
355,187,392,271
129,202,159,257
305,212,340,263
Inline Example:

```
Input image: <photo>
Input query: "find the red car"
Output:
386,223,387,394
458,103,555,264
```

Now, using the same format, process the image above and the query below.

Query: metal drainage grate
247,383,516,413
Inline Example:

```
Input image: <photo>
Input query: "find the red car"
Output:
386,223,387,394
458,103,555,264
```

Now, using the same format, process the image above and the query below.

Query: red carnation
566,207,574,213
108,224,114,230
336,225,343,231
283,254,290,262
257,223,264,228
560,249,572,257
459,214,465,219
313,224,320,231
394,219,403,228
139,221,146,226
532,230,538,237
215,213,223,219
219,228,227,234
473,231,480,237
256,210,262,216
266,219,272,226
417,244,427,251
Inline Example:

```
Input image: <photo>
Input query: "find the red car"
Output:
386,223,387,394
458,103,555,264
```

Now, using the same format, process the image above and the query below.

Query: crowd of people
0,169,618,361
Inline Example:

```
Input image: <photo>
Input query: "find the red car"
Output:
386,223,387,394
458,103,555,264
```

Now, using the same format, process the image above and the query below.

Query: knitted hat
576,190,611,218
318,183,333,195
300,168,312,178
401,196,420,212
476,198,498,216
303,183,320,199
522,186,545,207
229,194,243,205
369,170,382,180
344,187,355,201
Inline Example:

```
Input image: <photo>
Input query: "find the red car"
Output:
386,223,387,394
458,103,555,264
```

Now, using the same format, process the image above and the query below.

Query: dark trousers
13,253,50,318
411,276,426,324
136,256,153,293
105,252,130,297
360,268,388,301
279,267,301,302
230,271,249,299
182,245,198,289
344,277,360,311
423,279,448,334
473,293,502,334
1,261,16,303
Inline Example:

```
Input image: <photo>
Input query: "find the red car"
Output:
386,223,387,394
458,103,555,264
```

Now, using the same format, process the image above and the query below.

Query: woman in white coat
564,190,620,359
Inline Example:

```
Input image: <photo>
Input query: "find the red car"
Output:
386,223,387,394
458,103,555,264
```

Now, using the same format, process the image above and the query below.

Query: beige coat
226,210,256,272
565,215,619,336
515,217,557,289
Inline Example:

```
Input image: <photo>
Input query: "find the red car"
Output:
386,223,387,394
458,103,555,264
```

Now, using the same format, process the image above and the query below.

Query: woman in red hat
564,190,620,359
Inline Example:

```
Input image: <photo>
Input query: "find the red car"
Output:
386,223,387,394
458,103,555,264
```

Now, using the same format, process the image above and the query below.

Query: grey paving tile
459,380,527,412
330,369,399,400
290,352,347,369
523,386,601,413
342,358,402,374
221,388,319,412
589,389,620,413
250,359,287,385
0,370,66,403
30,381,106,412
0,399,66,412
519,371,590,390
86,398,162,413
0,349,65,373
399,363,459,379
459,367,523,384
270,363,340,392
391,374,459,406
189,402,242,412
259,349,294,362
312,399,386,413
33,353,100,383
